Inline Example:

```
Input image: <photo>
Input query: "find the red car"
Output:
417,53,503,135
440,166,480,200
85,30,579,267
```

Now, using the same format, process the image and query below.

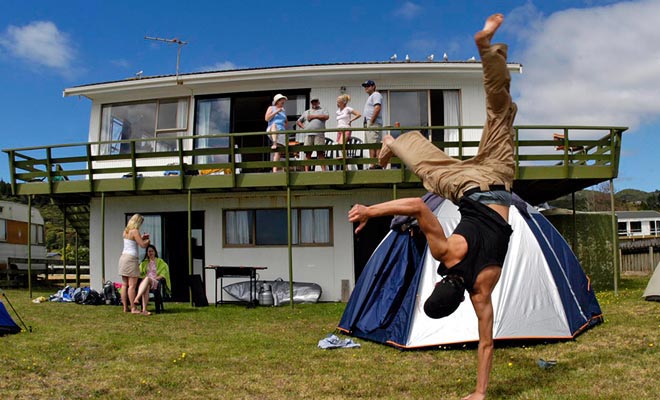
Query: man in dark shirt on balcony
349,13,515,400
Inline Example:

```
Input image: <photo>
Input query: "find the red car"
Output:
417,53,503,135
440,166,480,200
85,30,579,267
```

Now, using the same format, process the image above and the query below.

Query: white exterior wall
88,188,424,302
84,71,488,145
618,217,660,237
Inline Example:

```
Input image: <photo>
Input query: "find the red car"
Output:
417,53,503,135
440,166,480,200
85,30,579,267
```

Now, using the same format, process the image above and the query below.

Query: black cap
423,275,465,319
361,80,376,87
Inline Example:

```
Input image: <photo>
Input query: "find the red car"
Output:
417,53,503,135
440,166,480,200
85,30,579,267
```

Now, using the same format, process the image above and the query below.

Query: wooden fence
620,249,659,275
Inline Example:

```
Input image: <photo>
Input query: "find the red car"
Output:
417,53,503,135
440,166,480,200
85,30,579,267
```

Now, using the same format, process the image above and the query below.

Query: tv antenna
144,36,188,80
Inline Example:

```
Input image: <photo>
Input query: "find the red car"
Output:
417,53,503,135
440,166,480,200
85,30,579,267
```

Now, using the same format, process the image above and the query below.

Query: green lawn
1,276,659,400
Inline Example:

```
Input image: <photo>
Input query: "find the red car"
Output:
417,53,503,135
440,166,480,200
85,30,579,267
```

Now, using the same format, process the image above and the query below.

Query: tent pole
27,195,32,299
101,193,106,286
609,179,618,295
287,187,294,309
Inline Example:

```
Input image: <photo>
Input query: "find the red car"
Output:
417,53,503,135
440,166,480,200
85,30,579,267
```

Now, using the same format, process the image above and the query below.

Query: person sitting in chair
136,244,171,315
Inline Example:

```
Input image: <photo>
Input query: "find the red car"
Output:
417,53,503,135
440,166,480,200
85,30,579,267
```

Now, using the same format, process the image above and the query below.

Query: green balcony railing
4,125,626,204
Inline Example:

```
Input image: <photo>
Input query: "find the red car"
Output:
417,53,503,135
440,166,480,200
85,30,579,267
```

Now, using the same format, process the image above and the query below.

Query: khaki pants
389,43,517,204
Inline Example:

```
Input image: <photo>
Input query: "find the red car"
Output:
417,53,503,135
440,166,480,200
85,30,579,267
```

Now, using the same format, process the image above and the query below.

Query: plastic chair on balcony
345,136,364,170
317,137,335,171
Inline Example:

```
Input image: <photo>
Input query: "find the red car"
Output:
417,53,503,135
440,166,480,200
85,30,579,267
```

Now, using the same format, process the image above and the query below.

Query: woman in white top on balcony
118,213,150,314
336,94,361,144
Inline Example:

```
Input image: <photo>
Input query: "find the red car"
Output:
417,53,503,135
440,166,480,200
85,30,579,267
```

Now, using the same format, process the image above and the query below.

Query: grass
1,276,659,400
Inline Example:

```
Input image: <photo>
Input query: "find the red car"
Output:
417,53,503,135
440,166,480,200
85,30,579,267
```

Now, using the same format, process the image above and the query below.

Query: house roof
62,60,523,101
615,210,660,220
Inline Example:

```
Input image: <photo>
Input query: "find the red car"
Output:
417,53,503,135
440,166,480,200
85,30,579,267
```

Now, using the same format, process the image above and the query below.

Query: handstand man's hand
348,204,370,234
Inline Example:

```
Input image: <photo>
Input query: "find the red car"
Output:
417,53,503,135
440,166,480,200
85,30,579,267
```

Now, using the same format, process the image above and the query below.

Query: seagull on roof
390,53,397,61
427,54,434,61
405,54,410,62
467,56,476,62
443,52,448,61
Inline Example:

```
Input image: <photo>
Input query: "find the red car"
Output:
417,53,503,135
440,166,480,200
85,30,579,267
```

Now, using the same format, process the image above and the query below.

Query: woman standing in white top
336,94,361,144
118,213,150,314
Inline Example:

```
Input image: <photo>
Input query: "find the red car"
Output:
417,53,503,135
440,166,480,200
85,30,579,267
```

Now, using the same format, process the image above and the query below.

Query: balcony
4,125,626,206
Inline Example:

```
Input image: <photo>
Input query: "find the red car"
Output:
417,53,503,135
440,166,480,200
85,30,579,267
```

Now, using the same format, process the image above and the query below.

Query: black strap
463,185,509,198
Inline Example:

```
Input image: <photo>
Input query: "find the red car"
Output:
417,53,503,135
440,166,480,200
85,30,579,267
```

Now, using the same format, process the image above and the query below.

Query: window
630,221,642,234
224,208,332,246
30,224,44,245
100,98,189,155
195,97,231,164
617,221,627,236
124,214,163,258
0,219,6,241
387,91,428,137
383,90,460,144
650,220,660,235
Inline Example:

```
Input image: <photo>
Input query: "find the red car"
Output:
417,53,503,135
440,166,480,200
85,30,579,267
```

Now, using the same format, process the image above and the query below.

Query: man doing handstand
348,14,515,400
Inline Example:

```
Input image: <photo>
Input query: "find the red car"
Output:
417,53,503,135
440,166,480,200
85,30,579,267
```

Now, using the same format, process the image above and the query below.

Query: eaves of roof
615,210,660,220
62,60,523,99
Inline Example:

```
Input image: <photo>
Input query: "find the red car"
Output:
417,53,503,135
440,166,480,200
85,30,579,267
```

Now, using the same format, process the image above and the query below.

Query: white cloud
512,0,660,131
0,21,76,74
393,2,422,20
198,61,239,72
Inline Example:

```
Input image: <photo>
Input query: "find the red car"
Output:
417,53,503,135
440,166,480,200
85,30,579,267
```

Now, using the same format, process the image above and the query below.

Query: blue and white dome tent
338,193,603,348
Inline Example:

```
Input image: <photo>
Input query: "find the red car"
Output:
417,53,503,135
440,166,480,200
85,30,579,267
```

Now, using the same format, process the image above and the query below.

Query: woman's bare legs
272,151,281,172
135,278,152,315
136,278,150,302
128,276,139,313
121,276,130,312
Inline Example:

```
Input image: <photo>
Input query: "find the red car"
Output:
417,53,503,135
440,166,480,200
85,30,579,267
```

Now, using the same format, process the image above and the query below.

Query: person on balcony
349,14,515,400
336,94,362,169
118,214,150,314
297,98,330,172
336,94,361,145
361,79,383,169
265,93,289,172
136,244,171,315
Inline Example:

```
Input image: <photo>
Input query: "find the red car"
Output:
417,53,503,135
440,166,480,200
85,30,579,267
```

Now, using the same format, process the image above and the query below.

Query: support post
27,195,33,299
62,207,67,287
75,232,80,287
101,193,106,286
188,190,193,307
287,187,294,308
609,179,618,295
649,246,654,274
571,192,577,251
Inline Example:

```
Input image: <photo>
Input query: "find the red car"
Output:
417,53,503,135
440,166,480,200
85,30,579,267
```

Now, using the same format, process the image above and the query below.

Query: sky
1,0,659,192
